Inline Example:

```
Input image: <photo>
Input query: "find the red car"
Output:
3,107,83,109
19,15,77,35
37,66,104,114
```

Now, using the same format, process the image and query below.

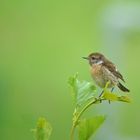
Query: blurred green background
0,0,140,140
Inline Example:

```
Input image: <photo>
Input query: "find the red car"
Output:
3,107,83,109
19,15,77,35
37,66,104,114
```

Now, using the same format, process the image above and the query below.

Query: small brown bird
83,52,130,93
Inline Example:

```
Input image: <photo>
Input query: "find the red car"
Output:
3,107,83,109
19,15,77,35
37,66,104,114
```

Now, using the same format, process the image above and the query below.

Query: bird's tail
117,82,130,92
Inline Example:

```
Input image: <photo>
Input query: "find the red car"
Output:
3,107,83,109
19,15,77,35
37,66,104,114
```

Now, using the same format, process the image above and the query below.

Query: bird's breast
90,64,115,88
91,64,102,76
90,65,103,86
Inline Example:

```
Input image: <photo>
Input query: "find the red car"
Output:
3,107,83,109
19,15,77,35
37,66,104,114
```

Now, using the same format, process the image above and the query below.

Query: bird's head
83,52,105,66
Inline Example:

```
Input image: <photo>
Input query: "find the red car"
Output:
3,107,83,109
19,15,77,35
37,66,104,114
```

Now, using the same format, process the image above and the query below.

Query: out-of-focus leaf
102,89,131,103
118,96,131,103
102,82,131,103
32,117,52,140
78,116,105,140
68,74,96,107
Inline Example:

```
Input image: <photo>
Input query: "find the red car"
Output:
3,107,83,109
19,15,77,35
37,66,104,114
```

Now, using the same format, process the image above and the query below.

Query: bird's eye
92,57,95,60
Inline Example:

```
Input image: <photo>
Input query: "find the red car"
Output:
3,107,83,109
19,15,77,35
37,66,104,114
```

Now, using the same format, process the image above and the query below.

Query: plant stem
70,97,105,140
70,124,75,140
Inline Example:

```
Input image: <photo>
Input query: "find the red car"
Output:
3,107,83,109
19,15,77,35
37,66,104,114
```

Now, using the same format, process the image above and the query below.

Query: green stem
70,97,105,140
70,124,75,140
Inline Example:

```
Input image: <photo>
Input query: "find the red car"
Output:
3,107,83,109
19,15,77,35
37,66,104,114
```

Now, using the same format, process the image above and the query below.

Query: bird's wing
103,60,125,82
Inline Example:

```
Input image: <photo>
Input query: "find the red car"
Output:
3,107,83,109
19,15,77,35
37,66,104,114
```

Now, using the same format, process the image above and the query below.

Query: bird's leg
99,90,104,103
99,90,104,97
111,87,115,92
108,87,115,104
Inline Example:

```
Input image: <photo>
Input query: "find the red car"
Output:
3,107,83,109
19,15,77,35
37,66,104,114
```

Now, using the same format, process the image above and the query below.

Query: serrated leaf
78,116,105,140
33,117,52,140
68,74,96,106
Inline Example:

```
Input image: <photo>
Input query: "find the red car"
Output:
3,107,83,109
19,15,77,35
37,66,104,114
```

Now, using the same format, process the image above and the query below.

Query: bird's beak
82,57,89,60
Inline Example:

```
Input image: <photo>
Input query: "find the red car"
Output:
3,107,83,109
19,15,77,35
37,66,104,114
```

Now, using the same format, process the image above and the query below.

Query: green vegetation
32,74,130,140
32,118,52,140
68,74,130,140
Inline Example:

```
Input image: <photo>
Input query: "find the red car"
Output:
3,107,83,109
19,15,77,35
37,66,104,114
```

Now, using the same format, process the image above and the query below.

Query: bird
83,52,130,93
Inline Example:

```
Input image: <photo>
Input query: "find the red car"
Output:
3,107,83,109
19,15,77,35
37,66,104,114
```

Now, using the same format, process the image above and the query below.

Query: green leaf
102,90,131,103
78,116,105,140
102,90,118,101
68,74,96,107
33,117,52,140
100,81,119,101
118,96,131,103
